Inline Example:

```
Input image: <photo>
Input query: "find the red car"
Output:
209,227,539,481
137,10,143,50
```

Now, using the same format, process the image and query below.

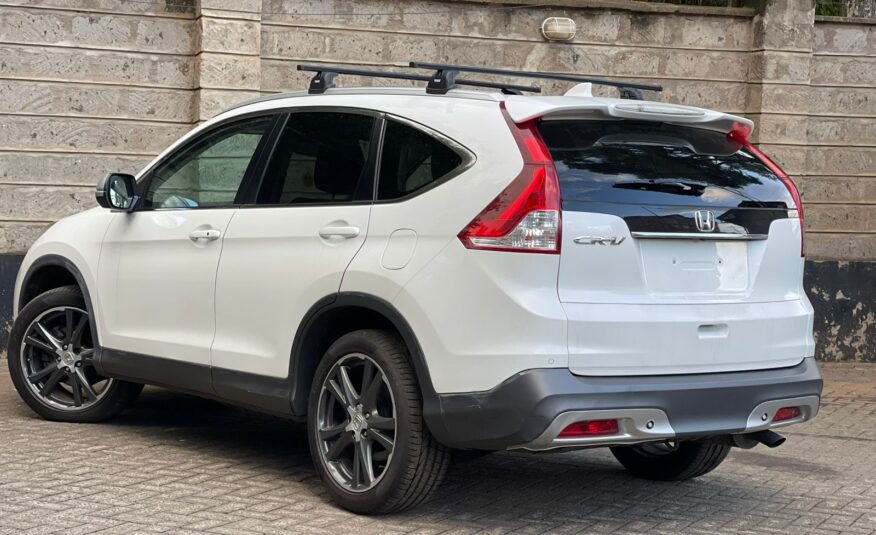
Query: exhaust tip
751,430,786,448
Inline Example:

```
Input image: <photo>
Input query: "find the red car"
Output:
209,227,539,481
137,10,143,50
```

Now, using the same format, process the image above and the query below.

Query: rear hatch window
538,120,795,236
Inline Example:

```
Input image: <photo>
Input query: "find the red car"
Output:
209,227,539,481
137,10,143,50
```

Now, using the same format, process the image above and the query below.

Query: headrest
313,142,364,196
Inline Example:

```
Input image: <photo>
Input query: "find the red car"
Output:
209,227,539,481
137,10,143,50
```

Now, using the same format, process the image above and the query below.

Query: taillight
729,126,805,257
457,103,561,254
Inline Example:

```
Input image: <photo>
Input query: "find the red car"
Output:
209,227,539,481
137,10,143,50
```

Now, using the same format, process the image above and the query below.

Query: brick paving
0,358,874,534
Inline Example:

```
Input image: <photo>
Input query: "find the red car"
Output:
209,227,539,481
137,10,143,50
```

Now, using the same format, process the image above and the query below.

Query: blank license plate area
641,240,749,294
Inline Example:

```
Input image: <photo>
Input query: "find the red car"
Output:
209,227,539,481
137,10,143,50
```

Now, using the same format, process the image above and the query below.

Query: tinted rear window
378,119,466,201
538,120,794,209
257,112,375,205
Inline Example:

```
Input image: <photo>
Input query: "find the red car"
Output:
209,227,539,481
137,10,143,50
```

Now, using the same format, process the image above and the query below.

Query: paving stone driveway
0,358,874,535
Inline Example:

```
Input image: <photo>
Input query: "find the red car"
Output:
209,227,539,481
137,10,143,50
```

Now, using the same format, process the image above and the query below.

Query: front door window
144,116,273,209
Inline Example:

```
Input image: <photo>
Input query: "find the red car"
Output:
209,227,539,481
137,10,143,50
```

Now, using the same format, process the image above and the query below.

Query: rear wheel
610,441,731,481
307,329,450,514
7,286,143,422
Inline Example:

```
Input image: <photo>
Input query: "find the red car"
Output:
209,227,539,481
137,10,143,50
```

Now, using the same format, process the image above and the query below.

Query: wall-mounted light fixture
541,17,576,42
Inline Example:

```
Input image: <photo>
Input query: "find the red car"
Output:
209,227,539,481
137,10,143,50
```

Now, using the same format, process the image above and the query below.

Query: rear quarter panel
341,96,523,302
337,96,568,394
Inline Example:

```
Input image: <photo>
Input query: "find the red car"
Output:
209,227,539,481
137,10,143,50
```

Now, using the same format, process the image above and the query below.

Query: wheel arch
17,255,100,346
289,292,440,423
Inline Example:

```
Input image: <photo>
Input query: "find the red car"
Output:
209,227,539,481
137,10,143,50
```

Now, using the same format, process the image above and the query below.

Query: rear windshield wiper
613,181,706,197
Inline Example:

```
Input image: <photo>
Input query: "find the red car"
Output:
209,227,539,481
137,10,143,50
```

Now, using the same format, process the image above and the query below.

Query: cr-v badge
694,210,716,232
574,236,626,246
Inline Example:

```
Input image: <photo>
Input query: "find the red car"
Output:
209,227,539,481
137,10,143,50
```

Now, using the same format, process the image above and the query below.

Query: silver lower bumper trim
744,395,820,432
510,408,674,451
512,395,820,451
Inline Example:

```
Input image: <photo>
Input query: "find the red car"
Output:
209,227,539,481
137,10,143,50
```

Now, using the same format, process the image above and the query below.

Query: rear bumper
425,357,822,450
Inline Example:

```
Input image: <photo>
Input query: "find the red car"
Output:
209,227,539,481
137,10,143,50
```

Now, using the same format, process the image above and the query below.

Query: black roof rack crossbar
409,61,663,97
297,65,541,95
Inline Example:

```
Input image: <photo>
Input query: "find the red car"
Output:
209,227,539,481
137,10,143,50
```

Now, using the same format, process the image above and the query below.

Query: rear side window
538,120,794,208
257,112,376,205
377,119,465,201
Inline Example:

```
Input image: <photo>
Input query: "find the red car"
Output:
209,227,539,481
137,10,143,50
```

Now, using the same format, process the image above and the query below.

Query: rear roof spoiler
503,97,754,135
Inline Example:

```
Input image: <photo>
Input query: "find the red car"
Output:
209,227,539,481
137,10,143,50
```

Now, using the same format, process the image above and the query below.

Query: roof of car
221,87,753,136
227,86,502,111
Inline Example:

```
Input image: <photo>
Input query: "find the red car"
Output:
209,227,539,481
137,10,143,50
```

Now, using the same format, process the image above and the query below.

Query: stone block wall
0,0,198,251
805,13,876,361
0,0,873,360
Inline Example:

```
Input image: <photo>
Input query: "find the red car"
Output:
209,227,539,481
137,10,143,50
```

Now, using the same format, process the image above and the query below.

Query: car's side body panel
211,204,371,377
97,209,237,367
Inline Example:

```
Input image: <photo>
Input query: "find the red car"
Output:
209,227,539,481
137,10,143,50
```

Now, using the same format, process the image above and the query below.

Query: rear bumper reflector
557,419,620,438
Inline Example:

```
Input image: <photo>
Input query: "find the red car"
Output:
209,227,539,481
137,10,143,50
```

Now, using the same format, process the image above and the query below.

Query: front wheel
307,329,450,514
7,286,143,422
610,441,731,481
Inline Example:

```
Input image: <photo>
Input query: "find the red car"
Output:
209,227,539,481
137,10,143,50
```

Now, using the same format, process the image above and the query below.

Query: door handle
319,225,360,239
189,229,221,242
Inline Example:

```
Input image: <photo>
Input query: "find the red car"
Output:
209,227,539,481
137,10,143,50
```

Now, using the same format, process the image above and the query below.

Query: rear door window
256,112,376,205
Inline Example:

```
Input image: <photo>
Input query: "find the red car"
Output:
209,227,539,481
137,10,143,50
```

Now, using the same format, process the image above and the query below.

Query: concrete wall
0,0,873,360
804,13,876,361
0,1,198,251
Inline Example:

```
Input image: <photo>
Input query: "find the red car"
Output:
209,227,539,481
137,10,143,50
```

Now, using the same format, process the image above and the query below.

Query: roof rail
297,65,541,95
409,61,662,99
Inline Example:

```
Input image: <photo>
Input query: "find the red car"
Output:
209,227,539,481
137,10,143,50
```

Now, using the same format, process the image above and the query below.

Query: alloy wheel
19,306,113,411
316,353,397,493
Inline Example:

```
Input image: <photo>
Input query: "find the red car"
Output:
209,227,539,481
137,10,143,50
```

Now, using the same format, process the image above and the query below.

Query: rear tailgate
524,102,813,376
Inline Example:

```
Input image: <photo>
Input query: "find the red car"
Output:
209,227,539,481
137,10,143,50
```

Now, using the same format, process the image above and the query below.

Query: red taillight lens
745,144,803,219
557,419,620,438
772,407,801,423
457,104,561,254
729,127,804,257
515,123,553,164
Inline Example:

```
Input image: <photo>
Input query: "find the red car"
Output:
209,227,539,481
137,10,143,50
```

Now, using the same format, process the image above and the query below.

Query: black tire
610,441,731,481
307,329,450,514
452,449,493,464
8,285,143,422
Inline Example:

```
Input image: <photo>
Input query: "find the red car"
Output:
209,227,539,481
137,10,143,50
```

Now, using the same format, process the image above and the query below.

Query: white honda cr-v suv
7,63,821,514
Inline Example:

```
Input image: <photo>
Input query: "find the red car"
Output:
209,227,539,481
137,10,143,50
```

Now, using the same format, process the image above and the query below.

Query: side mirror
96,173,138,211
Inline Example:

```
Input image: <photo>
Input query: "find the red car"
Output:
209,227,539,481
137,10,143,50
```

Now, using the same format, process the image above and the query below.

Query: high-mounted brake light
457,103,561,254
729,125,805,257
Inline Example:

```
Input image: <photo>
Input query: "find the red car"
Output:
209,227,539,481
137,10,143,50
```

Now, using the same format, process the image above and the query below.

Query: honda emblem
694,210,716,232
